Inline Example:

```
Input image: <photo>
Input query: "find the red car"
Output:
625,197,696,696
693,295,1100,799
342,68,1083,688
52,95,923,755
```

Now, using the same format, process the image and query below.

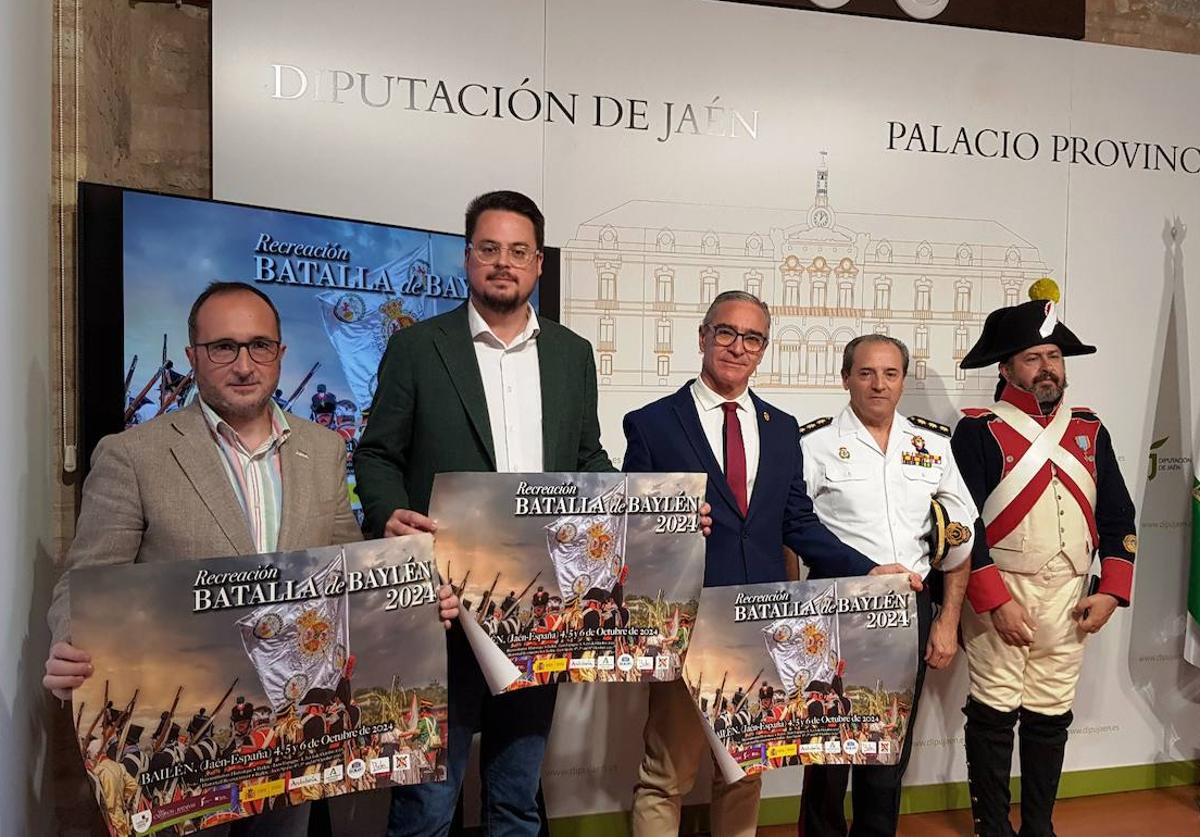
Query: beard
1030,370,1067,412
472,269,532,315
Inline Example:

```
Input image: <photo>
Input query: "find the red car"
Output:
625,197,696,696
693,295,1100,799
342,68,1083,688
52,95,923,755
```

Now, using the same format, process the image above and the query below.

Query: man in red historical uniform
952,283,1137,837
227,700,277,817
527,587,554,632
756,685,791,770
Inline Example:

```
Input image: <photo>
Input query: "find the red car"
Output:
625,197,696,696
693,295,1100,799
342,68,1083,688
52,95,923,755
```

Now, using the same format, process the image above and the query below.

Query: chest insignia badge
902,435,943,468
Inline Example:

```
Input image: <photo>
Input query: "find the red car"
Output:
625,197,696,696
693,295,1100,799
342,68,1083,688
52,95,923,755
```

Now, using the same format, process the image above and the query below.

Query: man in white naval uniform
797,334,982,837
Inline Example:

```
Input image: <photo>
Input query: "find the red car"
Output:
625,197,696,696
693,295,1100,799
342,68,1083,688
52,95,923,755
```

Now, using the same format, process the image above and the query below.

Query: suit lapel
670,384,742,518
276,431,315,551
168,404,255,555
537,326,566,469
745,392,778,523
432,304,496,469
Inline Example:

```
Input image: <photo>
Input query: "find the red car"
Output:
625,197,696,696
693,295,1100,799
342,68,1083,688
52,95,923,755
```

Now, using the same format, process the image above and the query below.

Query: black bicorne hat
299,687,334,707
960,285,1095,370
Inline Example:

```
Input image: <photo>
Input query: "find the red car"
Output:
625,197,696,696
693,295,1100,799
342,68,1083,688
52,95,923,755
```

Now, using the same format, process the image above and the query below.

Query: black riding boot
1017,707,1072,837
963,696,1019,837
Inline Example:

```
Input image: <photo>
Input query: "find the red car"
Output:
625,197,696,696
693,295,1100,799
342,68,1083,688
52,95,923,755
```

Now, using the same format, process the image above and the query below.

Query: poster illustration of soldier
70,535,447,836
429,472,706,694
686,575,917,782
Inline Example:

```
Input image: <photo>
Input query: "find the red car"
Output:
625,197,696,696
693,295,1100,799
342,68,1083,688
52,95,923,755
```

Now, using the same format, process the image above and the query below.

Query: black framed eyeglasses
706,324,768,354
468,241,539,268
193,338,281,365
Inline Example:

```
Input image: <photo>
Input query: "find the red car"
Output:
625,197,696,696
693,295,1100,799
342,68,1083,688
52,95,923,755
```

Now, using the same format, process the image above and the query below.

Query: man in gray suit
43,281,458,836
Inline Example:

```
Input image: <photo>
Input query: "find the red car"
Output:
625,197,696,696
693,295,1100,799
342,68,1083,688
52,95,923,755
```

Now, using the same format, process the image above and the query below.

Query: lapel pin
763,411,770,422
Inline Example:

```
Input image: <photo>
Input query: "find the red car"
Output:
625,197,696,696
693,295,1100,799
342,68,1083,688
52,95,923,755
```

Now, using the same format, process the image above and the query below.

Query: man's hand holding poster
686,575,918,782
70,535,446,836
429,472,706,694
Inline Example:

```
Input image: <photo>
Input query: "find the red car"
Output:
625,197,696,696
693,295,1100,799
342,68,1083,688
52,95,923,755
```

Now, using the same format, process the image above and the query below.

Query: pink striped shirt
199,399,290,553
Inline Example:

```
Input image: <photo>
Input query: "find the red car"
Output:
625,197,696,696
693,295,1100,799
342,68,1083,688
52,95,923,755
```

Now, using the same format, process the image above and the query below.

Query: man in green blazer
355,191,613,837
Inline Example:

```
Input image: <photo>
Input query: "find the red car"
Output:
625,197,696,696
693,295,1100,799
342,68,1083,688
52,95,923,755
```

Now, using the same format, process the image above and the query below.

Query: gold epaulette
799,416,833,437
909,415,951,437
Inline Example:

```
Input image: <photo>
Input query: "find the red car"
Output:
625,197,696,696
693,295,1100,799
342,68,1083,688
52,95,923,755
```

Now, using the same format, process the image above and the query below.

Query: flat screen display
77,183,559,519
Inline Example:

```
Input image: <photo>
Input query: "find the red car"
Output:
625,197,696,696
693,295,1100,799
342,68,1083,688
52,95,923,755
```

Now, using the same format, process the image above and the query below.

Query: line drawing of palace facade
561,156,1056,398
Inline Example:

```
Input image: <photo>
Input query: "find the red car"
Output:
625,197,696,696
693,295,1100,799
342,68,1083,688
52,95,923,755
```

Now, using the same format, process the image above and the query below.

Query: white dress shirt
800,405,978,577
690,376,760,504
468,300,544,472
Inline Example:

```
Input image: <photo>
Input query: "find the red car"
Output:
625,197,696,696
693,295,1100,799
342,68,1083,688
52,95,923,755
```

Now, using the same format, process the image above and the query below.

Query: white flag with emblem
315,239,432,411
762,583,840,697
237,551,350,711
545,478,629,602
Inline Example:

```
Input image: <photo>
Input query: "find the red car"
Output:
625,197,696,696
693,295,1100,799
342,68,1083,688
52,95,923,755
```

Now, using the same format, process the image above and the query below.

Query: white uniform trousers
962,554,1087,714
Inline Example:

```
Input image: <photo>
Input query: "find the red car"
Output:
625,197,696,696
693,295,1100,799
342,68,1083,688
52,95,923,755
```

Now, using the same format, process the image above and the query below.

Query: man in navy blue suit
624,291,920,836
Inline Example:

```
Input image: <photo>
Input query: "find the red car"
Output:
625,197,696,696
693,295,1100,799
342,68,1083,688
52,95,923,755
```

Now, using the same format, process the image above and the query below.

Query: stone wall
53,0,209,555
1088,0,1200,53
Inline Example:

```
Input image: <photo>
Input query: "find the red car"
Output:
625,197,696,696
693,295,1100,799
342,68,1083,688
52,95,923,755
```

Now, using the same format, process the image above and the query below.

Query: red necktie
721,402,748,517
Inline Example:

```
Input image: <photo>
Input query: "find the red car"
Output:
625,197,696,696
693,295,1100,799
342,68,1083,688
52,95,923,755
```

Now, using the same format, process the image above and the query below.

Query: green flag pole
1186,474,1200,667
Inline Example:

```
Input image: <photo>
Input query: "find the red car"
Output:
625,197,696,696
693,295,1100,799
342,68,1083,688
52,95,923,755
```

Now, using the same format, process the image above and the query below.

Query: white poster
213,0,1200,820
